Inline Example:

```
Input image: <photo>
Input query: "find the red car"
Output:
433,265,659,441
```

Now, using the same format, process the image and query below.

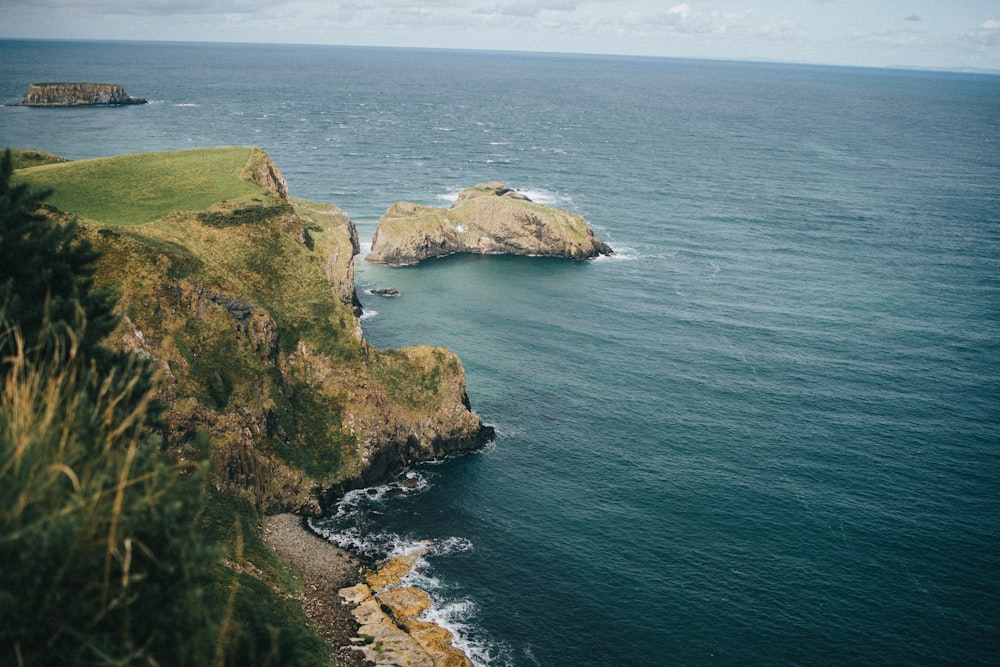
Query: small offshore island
21,82,147,106
367,182,613,265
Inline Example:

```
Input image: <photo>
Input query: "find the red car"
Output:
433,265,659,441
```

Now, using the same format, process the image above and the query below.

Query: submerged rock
366,182,613,265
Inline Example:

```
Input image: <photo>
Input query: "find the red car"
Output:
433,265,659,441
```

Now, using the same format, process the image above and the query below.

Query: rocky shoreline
263,514,473,666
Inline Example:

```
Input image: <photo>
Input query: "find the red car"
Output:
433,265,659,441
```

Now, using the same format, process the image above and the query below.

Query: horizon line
2,36,999,77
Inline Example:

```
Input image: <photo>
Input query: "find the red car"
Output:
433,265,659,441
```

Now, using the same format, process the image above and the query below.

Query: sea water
1,40,998,665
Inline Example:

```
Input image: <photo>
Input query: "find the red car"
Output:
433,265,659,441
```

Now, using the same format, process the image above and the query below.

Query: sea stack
366,182,614,265
21,83,147,106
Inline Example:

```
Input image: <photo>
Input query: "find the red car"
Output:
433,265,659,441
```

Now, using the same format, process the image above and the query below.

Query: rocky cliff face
22,83,147,106
43,149,493,515
366,182,614,265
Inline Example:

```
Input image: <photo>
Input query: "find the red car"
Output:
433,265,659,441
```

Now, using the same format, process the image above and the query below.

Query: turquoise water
2,41,998,665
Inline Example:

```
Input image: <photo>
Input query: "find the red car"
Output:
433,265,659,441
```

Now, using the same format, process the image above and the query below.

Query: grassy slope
14,146,265,225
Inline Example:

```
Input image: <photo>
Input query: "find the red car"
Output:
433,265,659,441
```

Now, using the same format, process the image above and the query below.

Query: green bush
0,327,221,665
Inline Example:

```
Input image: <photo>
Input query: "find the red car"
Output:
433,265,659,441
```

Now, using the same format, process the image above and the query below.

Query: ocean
1,40,998,665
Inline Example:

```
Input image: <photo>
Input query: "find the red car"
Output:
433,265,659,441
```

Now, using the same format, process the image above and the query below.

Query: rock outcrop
22,83,147,106
340,547,471,667
366,182,613,265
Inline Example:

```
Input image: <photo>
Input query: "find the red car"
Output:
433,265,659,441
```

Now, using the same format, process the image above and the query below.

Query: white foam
311,470,510,666
434,536,475,556
517,188,572,207
174,103,199,107
420,597,500,667
595,244,639,262
359,308,378,320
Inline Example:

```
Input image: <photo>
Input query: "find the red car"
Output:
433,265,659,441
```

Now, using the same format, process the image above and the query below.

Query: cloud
904,14,921,22
620,3,747,35
966,18,1000,45
0,0,274,15
470,1,579,20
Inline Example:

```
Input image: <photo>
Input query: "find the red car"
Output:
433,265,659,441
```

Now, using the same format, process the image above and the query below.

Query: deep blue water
2,40,999,665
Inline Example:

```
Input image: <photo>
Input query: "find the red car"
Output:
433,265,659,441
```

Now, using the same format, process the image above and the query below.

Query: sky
1,1,999,70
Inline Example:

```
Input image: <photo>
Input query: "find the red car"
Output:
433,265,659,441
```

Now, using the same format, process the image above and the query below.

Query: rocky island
366,182,613,265
21,82,147,106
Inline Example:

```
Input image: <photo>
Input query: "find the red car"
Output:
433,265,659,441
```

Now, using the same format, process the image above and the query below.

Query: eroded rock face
366,182,613,265
22,83,147,106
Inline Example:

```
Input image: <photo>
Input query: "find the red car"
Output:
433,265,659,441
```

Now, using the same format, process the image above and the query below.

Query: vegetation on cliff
0,150,330,665
13,146,492,513
3,146,494,664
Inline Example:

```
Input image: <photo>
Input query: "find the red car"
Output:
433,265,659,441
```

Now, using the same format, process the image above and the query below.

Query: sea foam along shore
263,514,473,667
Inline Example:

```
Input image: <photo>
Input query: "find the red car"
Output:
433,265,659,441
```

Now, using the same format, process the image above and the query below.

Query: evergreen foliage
1,150,129,384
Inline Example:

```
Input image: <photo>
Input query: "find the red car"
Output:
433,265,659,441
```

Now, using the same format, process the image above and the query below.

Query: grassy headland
16,146,268,225
6,146,491,665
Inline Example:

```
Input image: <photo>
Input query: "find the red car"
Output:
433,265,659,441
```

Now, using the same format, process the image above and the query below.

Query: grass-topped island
3,146,492,666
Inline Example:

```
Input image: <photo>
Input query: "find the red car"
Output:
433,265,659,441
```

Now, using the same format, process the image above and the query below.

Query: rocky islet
21,82,147,106
366,182,613,265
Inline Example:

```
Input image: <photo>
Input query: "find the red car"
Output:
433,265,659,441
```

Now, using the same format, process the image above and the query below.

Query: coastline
263,513,473,667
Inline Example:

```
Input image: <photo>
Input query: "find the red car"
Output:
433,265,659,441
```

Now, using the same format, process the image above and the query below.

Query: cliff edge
15,147,494,515
22,82,147,106
366,182,613,265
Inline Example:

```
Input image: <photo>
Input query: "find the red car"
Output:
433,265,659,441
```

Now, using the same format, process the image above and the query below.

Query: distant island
366,182,614,265
21,82,147,106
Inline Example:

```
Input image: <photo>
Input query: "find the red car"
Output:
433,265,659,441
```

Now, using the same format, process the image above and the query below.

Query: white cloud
966,18,1000,45
0,0,274,14
619,3,748,36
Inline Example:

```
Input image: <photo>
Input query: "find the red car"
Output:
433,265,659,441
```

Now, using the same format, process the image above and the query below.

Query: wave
435,187,572,208
309,469,506,665
420,597,501,667
595,244,639,261
518,188,572,207
173,103,199,107
436,191,461,204
359,308,378,321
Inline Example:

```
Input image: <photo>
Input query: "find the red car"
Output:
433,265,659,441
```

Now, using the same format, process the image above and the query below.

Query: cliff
366,182,614,265
15,148,493,515
22,82,147,106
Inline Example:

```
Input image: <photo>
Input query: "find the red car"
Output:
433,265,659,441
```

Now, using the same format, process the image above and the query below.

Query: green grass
8,149,69,170
14,146,267,225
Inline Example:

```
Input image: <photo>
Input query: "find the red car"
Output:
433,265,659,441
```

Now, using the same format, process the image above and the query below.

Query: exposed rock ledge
340,547,472,667
366,182,613,265
21,82,147,106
